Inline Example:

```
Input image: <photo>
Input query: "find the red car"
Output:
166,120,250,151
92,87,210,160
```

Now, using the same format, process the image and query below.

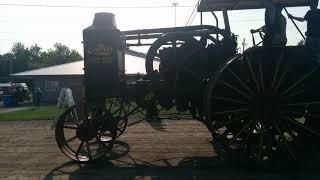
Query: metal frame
54,1,320,165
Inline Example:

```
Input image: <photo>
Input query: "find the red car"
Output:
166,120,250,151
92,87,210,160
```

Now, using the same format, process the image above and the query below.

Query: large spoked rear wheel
55,105,116,162
206,46,320,165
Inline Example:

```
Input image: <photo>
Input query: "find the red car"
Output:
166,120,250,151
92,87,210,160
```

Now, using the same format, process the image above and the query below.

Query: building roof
12,50,159,77
0,82,11,88
12,61,84,77
198,0,310,12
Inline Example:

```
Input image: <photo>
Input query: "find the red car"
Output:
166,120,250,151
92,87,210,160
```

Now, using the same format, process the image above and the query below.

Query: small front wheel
55,106,116,162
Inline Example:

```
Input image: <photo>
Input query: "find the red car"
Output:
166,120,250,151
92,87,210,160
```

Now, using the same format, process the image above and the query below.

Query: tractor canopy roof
197,0,311,11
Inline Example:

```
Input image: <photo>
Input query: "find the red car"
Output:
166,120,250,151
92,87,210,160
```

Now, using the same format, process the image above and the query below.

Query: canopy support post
284,7,306,40
222,10,231,33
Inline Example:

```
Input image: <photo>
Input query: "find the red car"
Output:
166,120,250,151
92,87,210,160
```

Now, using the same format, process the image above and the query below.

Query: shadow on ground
44,140,320,180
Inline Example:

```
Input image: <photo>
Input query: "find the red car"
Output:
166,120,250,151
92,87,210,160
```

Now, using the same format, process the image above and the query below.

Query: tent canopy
198,0,310,12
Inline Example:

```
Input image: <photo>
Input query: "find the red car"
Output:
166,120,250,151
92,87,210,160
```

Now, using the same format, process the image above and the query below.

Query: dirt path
0,120,319,179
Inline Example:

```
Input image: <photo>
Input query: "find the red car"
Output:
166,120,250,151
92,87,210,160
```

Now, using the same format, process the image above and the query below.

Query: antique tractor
55,0,320,164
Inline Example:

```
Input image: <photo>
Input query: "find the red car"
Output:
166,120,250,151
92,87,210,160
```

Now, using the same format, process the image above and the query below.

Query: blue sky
0,0,315,54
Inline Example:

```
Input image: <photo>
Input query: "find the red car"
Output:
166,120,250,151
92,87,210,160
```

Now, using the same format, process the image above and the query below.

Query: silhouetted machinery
55,0,320,165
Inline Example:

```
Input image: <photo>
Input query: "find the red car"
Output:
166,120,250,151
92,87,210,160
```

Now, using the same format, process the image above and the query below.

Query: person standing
288,0,320,132
260,0,287,46
288,0,320,59
33,88,42,108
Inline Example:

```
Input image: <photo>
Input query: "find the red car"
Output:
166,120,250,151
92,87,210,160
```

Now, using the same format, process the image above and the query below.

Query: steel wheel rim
206,47,320,161
55,106,115,162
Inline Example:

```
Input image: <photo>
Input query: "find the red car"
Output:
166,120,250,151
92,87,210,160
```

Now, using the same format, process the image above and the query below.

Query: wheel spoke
283,116,320,136
273,121,296,160
108,100,114,112
281,66,319,96
229,119,255,145
63,135,78,145
118,104,125,116
216,114,248,128
66,113,80,126
214,108,248,115
280,120,298,143
283,110,320,119
212,96,248,105
220,80,251,100
271,50,285,89
245,55,260,92
238,122,256,150
287,89,305,98
75,140,84,158
266,126,274,160
226,67,255,95
86,141,92,160
118,119,127,126
274,67,288,91
258,56,264,92
63,124,78,129
258,125,265,160
282,110,306,116
213,114,248,129
118,127,124,133
286,101,320,106
112,108,121,116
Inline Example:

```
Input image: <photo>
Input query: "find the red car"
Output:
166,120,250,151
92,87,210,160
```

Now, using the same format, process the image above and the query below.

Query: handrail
284,7,306,40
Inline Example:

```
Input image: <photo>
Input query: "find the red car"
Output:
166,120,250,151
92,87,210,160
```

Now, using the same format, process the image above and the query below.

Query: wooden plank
0,120,215,178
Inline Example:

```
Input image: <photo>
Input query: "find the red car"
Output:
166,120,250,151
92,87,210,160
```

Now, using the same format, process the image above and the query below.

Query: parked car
0,83,11,101
0,82,31,102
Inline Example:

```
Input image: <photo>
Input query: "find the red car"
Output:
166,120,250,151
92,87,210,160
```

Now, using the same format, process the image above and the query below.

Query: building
11,50,159,104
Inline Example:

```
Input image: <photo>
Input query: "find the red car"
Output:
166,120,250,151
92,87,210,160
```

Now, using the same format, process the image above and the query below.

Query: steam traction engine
55,0,320,165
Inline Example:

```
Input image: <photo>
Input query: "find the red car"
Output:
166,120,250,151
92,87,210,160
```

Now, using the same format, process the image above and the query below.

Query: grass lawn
0,104,183,121
0,106,60,121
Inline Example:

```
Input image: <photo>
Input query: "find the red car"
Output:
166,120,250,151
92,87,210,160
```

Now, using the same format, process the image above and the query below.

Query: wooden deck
0,120,318,179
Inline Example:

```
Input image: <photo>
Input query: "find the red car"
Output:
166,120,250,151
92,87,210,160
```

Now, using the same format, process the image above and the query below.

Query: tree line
0,42,82,82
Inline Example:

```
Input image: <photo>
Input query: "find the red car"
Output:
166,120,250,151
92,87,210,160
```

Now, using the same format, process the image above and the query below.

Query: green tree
0,54,12,82
10,42,31,73
0,42,82,82
28,44,43,69
42,43,82,66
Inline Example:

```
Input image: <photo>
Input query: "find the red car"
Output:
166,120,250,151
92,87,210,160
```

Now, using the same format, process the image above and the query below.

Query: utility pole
242,38,247,53
172,1,178,27
10,58,12,85
3,56,13,84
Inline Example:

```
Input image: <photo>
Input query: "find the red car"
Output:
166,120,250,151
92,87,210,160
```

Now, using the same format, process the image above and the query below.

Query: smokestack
92,12,117,29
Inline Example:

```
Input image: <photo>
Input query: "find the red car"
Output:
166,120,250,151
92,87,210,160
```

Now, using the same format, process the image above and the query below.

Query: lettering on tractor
88,44,113,64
